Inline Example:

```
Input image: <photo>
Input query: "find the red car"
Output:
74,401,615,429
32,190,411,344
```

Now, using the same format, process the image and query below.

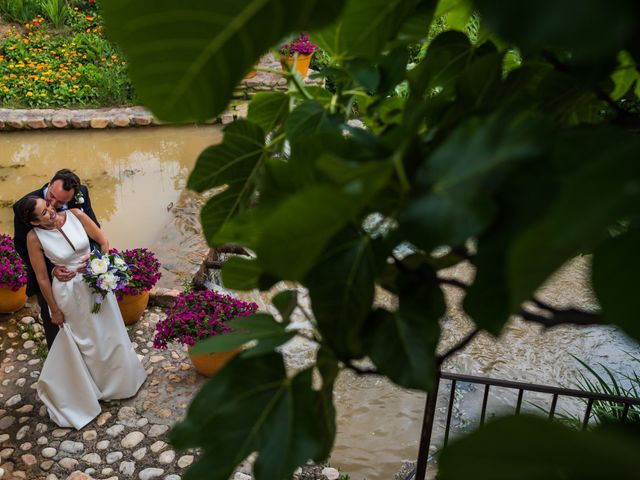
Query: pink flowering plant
279,32,318,56
153,290,258,349
110,248,161,300
0,234,28,291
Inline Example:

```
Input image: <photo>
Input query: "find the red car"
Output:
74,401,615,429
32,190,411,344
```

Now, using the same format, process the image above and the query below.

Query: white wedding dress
35,211,147,429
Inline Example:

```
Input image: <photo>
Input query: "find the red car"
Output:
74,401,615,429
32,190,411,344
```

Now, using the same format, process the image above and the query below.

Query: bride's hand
52,265,76,282
75,254,91,274
51,309,65,328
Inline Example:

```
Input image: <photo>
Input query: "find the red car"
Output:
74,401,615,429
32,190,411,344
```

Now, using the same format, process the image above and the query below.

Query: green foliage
0,0,40,24
102,0,640,478
40,0,69,29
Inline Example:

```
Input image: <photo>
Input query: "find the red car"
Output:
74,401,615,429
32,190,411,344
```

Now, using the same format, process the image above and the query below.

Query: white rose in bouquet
99,271,118,292
113,256,128,271
89,257,110,275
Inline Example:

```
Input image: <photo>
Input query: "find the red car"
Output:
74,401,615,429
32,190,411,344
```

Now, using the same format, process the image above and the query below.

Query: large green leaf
248,92,290,133
364,279,444,391
221,256,262,291
188,120,265,244
464,159,559,334
508,128,640,310
313,0,424,59
593,229,640,342
306,229,379,359
438,416,640,480
256,187,359,281
172,353,335,480
284,101,342,140
474,0,638,62
101,0,346,121
399,111,547,251
190,313,293,356
610,51,639,101
435,0,473,31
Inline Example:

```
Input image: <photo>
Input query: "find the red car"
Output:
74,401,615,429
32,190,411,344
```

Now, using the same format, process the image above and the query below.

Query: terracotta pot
117,291,149,326
0,285,27,314
244,69,257,79
189,348,240,377
280,53,312,77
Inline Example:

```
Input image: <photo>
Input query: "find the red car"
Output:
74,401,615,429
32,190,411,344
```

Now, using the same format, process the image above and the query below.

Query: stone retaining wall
0,54,321,132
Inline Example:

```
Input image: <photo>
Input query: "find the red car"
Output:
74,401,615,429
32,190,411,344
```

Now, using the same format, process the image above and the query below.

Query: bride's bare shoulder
69,208,85,218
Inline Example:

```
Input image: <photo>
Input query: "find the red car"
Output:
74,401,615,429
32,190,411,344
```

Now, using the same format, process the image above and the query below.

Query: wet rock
52,428,71,438
60,440,84,455
6,394,21,407
0,448,14,458
58,457,79,470
132,115,152,126
20,454,37,466
26,118,47,129
106,424,125,437
117,406,138,427
119,461,135,476
149,441,166,453
158,450,175,464
0,416,15,429
15,378,26,387
51,114,69,129
81,453,101,464
139,467,164,480
177,455,193,468
90,118,109,129
113,115,130,127
42,447,57,458
70,117,90,129
16,426,30,440
96,412,112,426
96,440,110,450
121,431,144,449
106,451,123,464
148,425,169,437
132,447,146,460
46,474,59,480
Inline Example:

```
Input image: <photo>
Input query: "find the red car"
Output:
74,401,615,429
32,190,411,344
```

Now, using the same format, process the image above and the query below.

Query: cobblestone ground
0,306,204,480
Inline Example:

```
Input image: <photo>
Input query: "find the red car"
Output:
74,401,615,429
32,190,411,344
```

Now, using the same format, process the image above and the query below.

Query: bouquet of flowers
109,247,161,300
83,249,130,313
279,32,318,57
153,290,258,349
0,234,28,291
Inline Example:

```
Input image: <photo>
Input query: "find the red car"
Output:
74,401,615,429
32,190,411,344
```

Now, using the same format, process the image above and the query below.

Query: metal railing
408,371,640,480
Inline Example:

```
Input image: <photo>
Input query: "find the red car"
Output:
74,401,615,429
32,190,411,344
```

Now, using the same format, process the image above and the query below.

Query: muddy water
2,128,639,480
0,125,221,286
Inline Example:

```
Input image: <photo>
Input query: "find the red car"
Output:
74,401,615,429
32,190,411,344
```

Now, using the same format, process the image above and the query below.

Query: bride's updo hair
18,196,42,226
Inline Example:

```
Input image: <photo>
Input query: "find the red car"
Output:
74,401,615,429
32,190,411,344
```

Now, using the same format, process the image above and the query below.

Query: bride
19,196,147,429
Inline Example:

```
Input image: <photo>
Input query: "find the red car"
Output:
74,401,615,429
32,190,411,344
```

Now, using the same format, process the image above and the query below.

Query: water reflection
0,125,222,285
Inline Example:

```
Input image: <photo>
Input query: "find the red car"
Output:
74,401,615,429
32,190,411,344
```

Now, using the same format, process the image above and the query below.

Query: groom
13,169,100,350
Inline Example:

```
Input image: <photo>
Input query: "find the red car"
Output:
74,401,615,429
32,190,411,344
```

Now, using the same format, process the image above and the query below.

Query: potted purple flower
0,234,28,313
153,289,258,376
111,248,161,325
279,32,319,77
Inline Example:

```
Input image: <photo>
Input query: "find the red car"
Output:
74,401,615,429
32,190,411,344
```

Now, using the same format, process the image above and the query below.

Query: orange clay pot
117,291,149,326
188,347,241,377
280,53,312,77
0,285,27,314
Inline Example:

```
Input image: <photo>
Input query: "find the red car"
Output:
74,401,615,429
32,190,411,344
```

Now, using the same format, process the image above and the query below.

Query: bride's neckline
38,211,68,231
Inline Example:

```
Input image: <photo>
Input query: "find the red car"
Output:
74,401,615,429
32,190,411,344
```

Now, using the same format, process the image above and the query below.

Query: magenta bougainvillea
110,248,161,300
279,32,319,56
153,290,258,349
0,234,28,291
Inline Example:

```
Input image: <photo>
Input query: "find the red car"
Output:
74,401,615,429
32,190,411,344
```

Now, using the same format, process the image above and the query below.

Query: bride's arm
70,209,109,253
26,231,65,327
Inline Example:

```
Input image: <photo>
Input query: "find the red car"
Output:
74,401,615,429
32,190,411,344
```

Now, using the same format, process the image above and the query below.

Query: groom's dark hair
51,169,81,193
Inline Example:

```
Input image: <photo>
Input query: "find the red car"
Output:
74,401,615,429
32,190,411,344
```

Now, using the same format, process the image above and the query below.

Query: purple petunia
152,290,258,349
109,248,161,300
279,32,319,57
0,234,28,292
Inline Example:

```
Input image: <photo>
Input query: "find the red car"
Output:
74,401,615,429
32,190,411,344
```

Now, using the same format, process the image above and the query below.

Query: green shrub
40,0,69,29
0,0,41,24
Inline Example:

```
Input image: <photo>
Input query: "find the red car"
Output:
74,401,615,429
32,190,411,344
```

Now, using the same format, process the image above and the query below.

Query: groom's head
47,169,80,209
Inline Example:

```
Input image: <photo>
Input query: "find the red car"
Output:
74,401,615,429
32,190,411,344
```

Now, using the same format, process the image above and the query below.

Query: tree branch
437,327,480,365
437,277,469,290
519,307,603,328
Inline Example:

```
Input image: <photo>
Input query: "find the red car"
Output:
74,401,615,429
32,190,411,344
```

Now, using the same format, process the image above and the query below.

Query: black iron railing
408,371,640,480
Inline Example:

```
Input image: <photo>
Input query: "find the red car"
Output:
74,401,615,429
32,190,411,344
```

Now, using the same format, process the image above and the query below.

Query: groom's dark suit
13,184,99,349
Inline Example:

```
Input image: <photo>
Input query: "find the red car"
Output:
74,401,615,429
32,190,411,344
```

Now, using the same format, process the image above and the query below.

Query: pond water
1,127,639,480
0,125,221,287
